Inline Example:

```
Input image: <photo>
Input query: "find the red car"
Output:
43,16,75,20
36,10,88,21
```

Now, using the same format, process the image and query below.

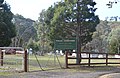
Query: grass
0,54,120,72
28,54,65,71
0,72,13,76
0,54,120,78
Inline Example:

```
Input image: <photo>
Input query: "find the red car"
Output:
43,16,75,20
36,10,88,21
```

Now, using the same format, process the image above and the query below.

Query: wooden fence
65,51,120,68
0,47,28,72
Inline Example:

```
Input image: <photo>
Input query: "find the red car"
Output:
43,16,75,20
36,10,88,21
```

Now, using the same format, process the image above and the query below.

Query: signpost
54,38,77,50
54,38,77,68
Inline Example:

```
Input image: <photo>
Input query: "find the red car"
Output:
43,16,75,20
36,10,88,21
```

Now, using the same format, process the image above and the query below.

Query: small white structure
81,53,88,58
28,48,32,54
47,51,53,55
98,54,104,58
90,54,98,58
60,50,64,55
72,53,88,58
114,55,120,58
72,53,76,57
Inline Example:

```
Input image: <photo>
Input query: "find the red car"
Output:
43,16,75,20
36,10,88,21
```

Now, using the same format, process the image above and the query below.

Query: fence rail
0,48,28,72
65,51,120,68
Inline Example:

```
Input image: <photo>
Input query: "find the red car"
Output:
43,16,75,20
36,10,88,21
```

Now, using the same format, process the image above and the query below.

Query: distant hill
11,14,37,47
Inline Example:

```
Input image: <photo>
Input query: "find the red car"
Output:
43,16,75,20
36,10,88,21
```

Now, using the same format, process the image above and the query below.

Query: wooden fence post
65,51,68,68
88,52,90,66
106,53,108,66
24,50,28,72
0,49,3,66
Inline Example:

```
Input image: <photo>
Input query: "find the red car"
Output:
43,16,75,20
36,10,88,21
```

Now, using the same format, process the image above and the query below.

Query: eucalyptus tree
92,21,111,53
0,0,16,46
107,27,120,53
34,9,52,54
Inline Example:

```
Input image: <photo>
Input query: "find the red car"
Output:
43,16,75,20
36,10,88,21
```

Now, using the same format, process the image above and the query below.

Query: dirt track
0,66,120,78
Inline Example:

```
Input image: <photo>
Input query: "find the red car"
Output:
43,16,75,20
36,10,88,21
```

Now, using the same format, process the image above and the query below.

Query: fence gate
28,52,65,71
0,47,28,72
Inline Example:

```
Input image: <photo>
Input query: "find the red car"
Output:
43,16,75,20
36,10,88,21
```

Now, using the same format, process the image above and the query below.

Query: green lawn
0,54,120,72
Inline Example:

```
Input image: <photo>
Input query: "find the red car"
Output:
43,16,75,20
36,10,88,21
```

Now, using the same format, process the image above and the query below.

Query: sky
5,0,120,21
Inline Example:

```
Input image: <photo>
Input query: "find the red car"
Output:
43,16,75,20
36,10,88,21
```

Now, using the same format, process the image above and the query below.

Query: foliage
107,27,120,53
27,38,39,52
0,0,16,46
90,21,111,52
106,16,120,21
11,14,37,47
34,9,52,53
47,0,99,48
88,20,120,53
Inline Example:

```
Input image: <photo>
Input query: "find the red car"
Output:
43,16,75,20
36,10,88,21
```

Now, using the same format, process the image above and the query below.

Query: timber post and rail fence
65,51,120,68
0,47,28,72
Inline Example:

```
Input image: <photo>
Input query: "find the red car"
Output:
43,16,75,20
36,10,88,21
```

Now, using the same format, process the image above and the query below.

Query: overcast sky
5,0,120,21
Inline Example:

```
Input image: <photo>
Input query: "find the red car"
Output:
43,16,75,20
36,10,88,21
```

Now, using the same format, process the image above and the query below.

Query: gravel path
99,73,120,78
0,71,109,78
0,66,120,78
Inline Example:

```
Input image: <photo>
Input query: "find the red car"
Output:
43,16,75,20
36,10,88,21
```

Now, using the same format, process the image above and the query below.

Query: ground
0,66,120,78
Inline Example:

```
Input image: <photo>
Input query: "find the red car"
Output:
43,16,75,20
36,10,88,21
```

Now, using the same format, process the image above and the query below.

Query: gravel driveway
0,66,120,78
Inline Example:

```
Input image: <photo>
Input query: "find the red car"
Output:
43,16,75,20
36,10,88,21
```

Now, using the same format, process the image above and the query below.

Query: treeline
10,0,120,54
1,0,120,54
88,21,120,53
32,0,99,54
12,14,120,54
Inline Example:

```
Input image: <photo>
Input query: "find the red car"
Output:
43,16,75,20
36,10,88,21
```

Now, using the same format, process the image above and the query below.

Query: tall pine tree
49,0,99,63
